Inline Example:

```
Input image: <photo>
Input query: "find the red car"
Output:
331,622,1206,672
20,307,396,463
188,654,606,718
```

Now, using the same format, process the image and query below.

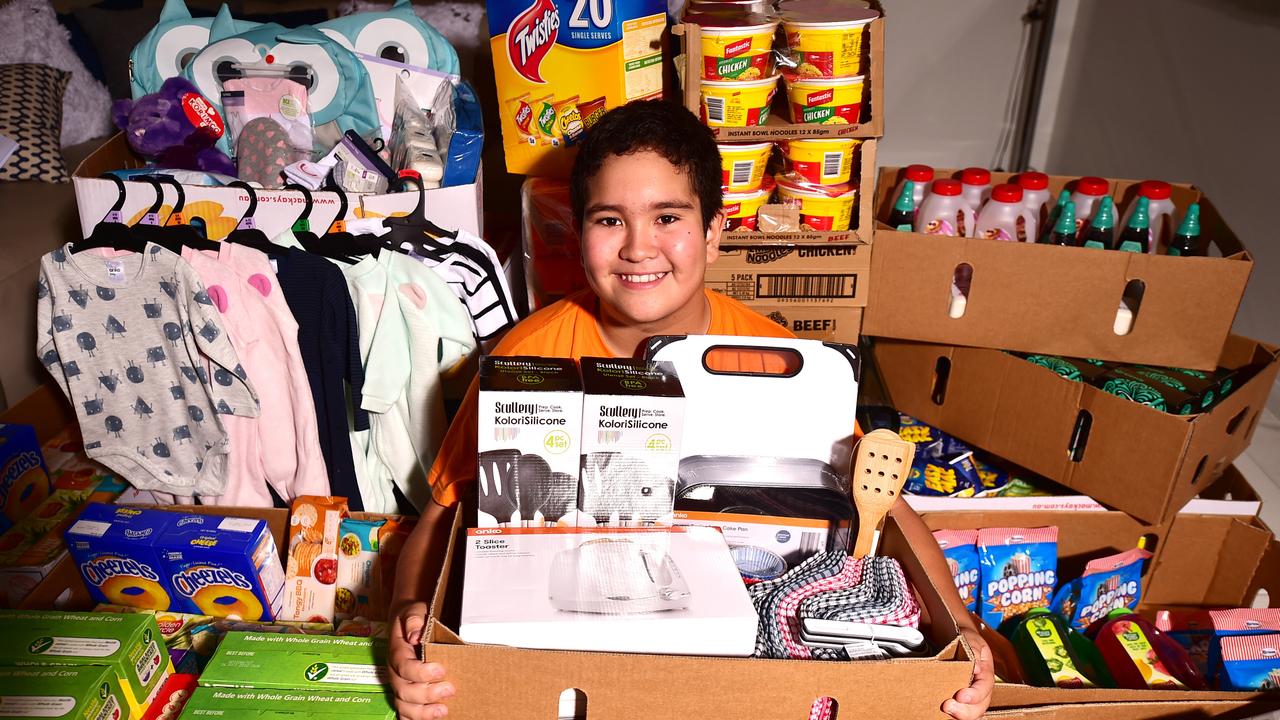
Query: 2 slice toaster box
476,357,583,527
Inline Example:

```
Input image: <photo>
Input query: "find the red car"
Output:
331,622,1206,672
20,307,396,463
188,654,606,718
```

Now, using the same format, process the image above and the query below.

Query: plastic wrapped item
933,529,979,614
579,452,676,527
331,131,394,194
1051,548,1151,632
222,77,314,189
392,76,444,188
521,178,588,310
978,526,1059,632
441,80,483,187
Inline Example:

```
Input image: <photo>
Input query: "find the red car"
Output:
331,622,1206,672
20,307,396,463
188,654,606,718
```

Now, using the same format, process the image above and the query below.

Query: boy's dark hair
570,100,723,231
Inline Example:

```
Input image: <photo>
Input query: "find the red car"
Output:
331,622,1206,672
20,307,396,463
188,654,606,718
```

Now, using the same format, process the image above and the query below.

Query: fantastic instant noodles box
159,513,286,622
64,503,177,612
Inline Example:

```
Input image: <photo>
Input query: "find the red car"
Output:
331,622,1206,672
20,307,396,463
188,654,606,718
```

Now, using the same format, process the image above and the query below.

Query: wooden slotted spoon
851,429,916,558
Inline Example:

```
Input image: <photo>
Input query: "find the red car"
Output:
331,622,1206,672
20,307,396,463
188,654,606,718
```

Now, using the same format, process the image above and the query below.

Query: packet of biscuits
278,496,349,622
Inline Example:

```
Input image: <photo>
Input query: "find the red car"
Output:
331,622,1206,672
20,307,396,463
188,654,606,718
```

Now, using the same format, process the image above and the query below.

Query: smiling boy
388,100,993,720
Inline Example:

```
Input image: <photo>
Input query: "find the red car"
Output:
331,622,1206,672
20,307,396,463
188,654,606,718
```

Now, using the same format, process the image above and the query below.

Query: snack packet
552,95,584,147
1052,547,1151,631
1156,609,1215,679
933,529,979,613
1208,609,1280,685
335,518,386,621
530,95,556,143
1220,634,1280,690
978,526,1058,632
278,496,349,623
505,93,535,144
577,96,607,131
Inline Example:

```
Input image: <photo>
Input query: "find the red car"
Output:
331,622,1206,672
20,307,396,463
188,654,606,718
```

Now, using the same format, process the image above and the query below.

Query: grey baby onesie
36,243,259,495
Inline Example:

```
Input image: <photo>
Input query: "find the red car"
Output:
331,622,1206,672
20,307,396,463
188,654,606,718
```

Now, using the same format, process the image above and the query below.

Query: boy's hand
389,601,455,719
943,627,994,720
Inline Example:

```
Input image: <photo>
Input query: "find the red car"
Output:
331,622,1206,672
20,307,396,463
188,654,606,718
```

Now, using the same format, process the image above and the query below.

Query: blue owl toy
130,0,259,99
316,0,460,77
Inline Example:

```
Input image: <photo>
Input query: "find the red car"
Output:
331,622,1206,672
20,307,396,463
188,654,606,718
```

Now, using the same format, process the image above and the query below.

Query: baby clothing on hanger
400,229,517,348
342,254,396,513
37,244,258,496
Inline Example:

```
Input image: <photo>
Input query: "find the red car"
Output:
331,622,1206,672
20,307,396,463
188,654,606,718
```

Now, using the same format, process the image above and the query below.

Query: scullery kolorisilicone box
476,356,582,527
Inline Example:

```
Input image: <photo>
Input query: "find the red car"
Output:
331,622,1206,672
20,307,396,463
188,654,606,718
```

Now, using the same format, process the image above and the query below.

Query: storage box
863,167,1254,370
0,609,172,716
874,335,1280,525
178,686,397,719
0,665,127,720
746,304,862,343
707,242,872,308
64,504,178,612
199,632,387,694
158,513,285,621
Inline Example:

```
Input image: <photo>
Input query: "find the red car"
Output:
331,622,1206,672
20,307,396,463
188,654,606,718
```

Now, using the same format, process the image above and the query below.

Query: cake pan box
874,334,1280,526
199,632,388,694
863,167,1253,370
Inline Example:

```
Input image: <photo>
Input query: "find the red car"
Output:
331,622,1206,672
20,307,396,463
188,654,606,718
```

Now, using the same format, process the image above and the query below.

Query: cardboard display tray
875,334,1280,526
863,167,1253,370
422,506,972,719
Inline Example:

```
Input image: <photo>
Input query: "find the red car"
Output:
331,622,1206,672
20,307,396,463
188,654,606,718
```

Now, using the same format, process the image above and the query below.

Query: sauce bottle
1039,200,1076,246
1008,608,1115,689
1120,181,1176,253
894,165,934,218
1086,609,1208,690
1117,196,1151,253
1070,176,1111,239
1167,203,1202,256
916,179,973,237
960,167,992,215
1037,190,1071,244
1081,197,1116,250
1016,172,1052,229
887,181,916,231
974,183,1037,241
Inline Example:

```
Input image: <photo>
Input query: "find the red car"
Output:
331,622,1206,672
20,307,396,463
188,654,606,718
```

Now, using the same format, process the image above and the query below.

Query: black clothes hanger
381,172,458,257
223,181,287,255
130,177,205,254
295,185,359,264
71,175,146,254
284,183,322,248
153,175,219,251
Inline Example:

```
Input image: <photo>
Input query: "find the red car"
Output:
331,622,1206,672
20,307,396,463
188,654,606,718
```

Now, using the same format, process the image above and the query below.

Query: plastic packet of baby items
391,75,445,188
222,77,314,188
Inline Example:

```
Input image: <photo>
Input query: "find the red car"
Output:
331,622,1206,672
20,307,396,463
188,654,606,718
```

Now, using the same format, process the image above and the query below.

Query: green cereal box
0,666,126,720
199,633,387,693
0,610,171,717
178,687,395,719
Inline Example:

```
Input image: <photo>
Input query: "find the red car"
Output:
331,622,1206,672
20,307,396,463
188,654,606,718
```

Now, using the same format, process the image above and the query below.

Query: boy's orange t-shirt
428,288,795,506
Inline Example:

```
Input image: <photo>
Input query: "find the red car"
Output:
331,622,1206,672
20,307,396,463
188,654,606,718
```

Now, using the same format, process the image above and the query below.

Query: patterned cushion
0,63,70,183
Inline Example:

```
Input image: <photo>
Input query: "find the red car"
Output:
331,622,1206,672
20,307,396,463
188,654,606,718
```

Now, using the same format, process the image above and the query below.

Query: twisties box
199,633,387,694
158,514,286,622
487,0,666,176
64,503,177,612
578,357,684,526
0,610,172,717
178,687,396,719
0,424,53,535
0,665,127,720
476,357,582,527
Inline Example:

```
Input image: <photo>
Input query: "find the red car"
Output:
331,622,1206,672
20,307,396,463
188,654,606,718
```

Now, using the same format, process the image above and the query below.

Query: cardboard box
674,14,885,139
158,513,285,621
486,0,666,176
178,686,397,719
64,504,179,612
986,701,1280,719
72,134,483,242
863,167,1254,370
874,335,1280,525
744,304,862,343
476,357,583,527
0,424,52,535
0,609,172,716
707,242,872,308
578,358,684,526
0,665,128,720
199,632,387,694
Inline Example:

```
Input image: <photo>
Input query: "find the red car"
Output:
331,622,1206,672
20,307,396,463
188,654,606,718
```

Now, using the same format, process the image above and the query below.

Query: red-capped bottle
1087,608,1208,690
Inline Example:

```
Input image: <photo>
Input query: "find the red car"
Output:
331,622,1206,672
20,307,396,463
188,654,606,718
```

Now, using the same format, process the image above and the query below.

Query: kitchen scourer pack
933,529,979,614
1051,547,1151,631
978,526,1058,632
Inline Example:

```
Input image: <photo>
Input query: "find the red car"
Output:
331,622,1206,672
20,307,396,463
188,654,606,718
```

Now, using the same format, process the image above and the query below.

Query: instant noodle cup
786,74,864,125
784,137,860,185
782,8,876,78
697,20,780,81
722,186,771,231
700,74,779,127
689,0,773,13
718,141,773,192
775,173,857,231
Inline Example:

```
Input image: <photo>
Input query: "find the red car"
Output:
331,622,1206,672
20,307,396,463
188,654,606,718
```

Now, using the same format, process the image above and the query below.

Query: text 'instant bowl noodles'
775,174,857,231
784,138,859,185
783,13,875,78
699,21,780,81
718,141,773,192
785,75,864,125
700,74,780,127
722,186,772,231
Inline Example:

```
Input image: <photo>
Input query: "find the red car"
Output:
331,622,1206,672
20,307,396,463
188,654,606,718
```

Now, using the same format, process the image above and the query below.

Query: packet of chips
933,529,979,613
1221,634,1280,690
552,95,584,147
577,96,607,131
1207,609,1280,686
505,93,535,145
1051,547,1151,631
978,526,1058,632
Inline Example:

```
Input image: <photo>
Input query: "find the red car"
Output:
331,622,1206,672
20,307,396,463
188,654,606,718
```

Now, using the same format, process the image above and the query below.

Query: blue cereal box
160,513,286,621
978,526,1058,632
0,423,53,533
64,503,177,611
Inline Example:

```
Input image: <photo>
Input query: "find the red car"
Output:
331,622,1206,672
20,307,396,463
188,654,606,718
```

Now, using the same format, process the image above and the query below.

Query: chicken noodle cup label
718,141,772,192
785,138,859,185
775,178,855,231
700,24,778,80
700,75,778,127
722,187,770,231
786,75,864,125
783,18,871,78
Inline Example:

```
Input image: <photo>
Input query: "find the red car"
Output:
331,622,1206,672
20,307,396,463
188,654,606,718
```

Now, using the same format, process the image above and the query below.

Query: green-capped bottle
1040,200,1077,246
1081,196,1116,250
1008,608,1116,689
1167,203,1202,256
1037,189,1071,244
887,181,915,231
1117,196,1151,253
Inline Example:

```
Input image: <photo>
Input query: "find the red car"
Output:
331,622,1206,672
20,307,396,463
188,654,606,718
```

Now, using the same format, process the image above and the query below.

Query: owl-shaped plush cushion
182,20,381,156
130,0,260,99
317,0,460,76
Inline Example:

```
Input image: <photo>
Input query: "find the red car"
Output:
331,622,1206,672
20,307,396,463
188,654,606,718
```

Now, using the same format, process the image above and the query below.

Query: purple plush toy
111,77,236,177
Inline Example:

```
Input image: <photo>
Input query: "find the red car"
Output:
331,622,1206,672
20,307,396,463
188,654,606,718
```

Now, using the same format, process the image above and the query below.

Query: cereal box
64,504,177,612
178,686,396,719
158,514,285,622
199,633,388,694
487,0,666,176
278,497,349,623
0,665,127,720
334,518,385,622
140,673,197,720
0,610,173,717
0,424,53,535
